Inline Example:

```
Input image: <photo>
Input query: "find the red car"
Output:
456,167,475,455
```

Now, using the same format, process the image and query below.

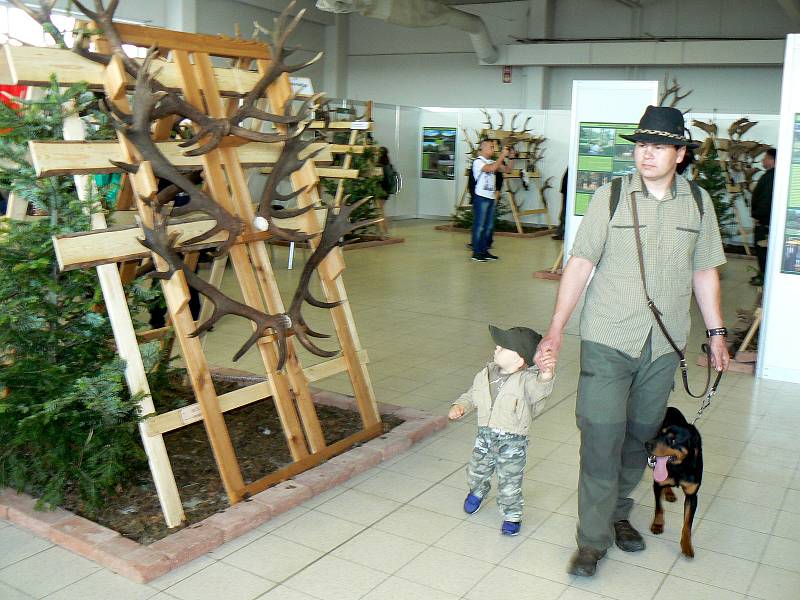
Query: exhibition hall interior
1,1,799,599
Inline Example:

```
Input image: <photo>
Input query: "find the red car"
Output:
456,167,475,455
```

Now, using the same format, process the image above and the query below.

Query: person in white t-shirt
471,140,509,262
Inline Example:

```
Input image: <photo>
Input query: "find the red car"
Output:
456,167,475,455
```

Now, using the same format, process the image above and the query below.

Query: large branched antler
19,0,360,368
659,75,692,114
285,197,382,357
105,50,244,255
137,204,290,363
254,103,325,242
176,1,323,156
480,108,493,130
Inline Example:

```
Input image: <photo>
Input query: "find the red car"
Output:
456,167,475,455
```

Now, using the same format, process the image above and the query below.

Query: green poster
781,115,800,274
574,122,638,216
421,127,456,180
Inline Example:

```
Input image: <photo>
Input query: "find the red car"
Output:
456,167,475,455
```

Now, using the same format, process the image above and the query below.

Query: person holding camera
471,140,511,262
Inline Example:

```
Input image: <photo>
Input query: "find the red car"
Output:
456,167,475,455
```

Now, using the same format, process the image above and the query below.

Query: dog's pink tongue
653,456,670,482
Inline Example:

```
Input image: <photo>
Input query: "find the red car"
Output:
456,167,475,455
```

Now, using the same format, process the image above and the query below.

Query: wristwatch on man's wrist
706,327,728,338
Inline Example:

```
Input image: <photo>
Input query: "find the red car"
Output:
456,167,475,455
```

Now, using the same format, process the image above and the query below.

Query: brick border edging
0,391,447,583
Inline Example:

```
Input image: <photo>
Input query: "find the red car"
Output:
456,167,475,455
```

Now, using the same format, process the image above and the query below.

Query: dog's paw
680,540,695,558
650,521,664,535
664,487,677,502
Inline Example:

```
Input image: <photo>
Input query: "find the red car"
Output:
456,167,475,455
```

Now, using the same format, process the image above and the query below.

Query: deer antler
137,205,291,363
106,50,244,255
480,108,493,130
728,118,758,140
692,119,718,137
286,197,382,357
497,110,505,131
20,0,361,369
462,127,477,156
659,75,692,113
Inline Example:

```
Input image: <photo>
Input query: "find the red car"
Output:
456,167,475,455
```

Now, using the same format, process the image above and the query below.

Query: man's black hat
620,105,698,149
488,325,542,367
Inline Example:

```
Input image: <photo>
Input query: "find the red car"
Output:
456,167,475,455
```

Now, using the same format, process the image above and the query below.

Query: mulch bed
58,384,402,545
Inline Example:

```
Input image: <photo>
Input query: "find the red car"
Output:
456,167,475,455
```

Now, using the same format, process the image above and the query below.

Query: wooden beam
143,351,369,436
112,22,273,59
266,63,382,430
51,215,319,271
329,144,366,154
105,54,247,504
261,166,359,179
242,422,383,497
2,45,265,96
61,102,185,527
29,140,330,177
309,121,372,130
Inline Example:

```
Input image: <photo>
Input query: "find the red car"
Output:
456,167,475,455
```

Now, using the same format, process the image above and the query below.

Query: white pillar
166,0,197,33
323,13,349,99
522,0,554,109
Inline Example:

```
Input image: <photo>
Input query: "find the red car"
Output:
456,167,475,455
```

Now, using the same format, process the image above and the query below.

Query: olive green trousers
575,337,679,551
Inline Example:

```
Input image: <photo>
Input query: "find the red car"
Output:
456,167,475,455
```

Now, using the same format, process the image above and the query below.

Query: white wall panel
195,0,325,88
348,53,526,108
758,33,800,383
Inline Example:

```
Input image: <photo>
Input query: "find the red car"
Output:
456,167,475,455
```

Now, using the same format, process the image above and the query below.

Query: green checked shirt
570,172,726,361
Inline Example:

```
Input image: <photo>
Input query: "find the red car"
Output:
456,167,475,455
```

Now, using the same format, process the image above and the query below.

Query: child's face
494,345,523,372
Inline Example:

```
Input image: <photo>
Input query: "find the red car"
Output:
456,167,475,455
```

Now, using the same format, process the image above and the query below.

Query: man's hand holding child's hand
539,349,555,382
448,404,465,420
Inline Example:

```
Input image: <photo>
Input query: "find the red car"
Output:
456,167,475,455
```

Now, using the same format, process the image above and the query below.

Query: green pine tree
321,146,382,237
693,146,736,243
0,79,157,513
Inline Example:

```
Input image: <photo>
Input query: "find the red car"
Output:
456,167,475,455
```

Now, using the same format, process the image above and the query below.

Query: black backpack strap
688,180,705,220
609,176,623,220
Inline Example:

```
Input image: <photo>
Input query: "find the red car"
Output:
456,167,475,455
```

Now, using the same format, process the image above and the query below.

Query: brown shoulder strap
629,191,717,399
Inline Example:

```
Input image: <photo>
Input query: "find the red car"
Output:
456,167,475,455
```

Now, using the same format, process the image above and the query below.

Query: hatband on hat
620,105,698,149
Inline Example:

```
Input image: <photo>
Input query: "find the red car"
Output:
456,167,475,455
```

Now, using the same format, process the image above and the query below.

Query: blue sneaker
501,520,522,536
463,493,483,514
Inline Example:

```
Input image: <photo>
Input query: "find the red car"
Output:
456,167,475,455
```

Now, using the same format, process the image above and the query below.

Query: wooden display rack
3,23,382,528
265,99,403,248
452,128,553,238
534,245,564,280
693,119,771,259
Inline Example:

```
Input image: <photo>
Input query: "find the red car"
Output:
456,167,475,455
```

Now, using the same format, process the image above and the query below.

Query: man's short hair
766,148,776,160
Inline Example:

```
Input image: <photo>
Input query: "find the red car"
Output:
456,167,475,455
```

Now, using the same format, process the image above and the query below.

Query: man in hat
533,106,730,577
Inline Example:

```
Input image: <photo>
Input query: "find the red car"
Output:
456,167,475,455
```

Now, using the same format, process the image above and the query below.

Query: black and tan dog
645,406,703,558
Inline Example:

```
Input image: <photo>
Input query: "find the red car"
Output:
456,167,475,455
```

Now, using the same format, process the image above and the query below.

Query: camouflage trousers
466,426,529,521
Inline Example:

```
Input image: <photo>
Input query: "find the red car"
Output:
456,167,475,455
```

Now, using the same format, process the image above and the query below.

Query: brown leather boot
567,546,606,577
614,519,646,552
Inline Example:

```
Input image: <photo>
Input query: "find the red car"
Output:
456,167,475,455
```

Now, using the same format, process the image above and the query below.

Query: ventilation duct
316,0,499,63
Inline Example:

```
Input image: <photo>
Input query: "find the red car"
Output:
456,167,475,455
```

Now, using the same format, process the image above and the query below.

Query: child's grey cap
488,325,542,367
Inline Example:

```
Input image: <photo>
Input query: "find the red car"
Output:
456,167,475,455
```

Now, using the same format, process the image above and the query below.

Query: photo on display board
781,114,800,274
421,127,457,180
574,122,638,216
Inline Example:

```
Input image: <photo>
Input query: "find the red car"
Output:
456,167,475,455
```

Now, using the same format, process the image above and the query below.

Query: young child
449,325,555,536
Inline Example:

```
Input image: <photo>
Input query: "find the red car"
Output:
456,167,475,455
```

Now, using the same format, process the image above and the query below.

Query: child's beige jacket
452,363,555,436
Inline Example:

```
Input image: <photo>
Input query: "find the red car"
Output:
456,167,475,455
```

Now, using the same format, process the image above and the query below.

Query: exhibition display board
563,81,658,265
575,121,638,216
759,33,800,383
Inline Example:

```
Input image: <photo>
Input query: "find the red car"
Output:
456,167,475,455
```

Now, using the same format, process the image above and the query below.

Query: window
0,5,75,46
0,5,145,57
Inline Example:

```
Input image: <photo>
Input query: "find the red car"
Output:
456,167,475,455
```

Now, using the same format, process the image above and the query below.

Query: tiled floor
2,219,799,599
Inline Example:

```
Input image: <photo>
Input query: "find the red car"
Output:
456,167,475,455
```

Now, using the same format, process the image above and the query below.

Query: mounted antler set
469,109,546,195
14,0,373,369
659,75,692,113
